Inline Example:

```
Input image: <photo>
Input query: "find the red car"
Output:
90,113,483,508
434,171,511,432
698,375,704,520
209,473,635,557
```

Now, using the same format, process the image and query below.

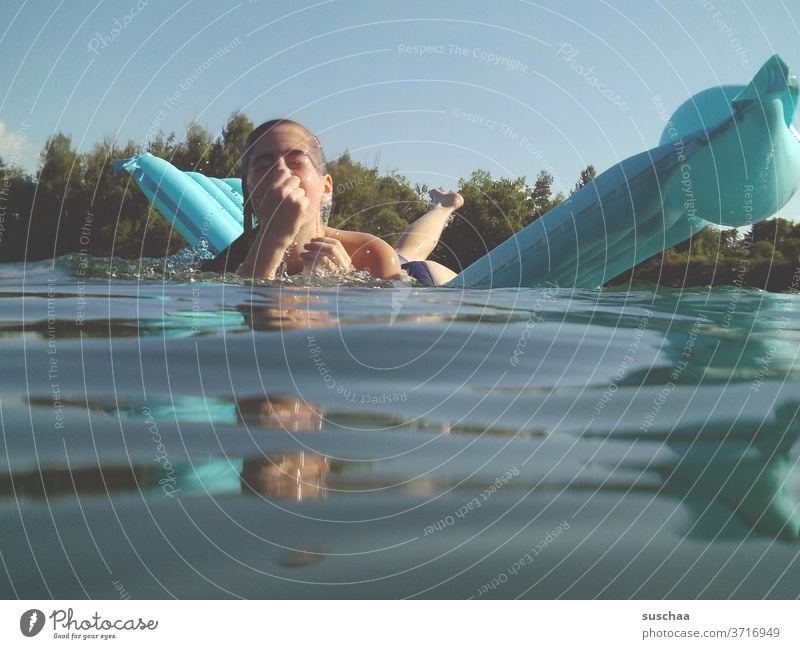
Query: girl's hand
250,169,310,242
300,237,353,274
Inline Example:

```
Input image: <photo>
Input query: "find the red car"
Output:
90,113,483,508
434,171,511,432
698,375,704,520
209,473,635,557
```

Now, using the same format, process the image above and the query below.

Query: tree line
609,219,800,291
1,112,798,290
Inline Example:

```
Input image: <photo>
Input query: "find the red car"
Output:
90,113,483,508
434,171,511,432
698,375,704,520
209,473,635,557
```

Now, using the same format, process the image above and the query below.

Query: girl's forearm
237,232,293,279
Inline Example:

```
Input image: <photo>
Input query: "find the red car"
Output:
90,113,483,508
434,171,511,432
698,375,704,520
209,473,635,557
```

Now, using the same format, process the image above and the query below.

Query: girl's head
241,119,332,235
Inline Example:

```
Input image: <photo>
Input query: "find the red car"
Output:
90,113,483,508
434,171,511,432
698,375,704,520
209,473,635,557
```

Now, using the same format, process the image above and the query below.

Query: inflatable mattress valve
113,155,140,178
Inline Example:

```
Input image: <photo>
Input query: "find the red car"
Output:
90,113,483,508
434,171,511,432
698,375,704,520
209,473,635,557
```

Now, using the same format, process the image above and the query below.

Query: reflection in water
0,312,248,340
240,454,329,502
5,275,800,599
591,293,800,542
660,400,800,542
593,397,800,541
4,287,800,547
655,296,800,541
170,394,329,502
238,291,336,331
0,453,331,503
242,395,324,432
235,287,456,331
1,318,145,339
16,386,800,542
30,393,326,432
4,395,331,503
1,465,143,499
35,390,462,436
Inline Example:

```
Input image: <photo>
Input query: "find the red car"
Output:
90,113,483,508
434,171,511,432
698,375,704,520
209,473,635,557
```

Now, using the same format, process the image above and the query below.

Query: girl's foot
429,188,464,210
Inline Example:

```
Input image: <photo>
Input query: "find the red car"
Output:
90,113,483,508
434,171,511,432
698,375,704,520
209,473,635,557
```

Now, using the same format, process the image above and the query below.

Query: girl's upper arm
328,229,403,280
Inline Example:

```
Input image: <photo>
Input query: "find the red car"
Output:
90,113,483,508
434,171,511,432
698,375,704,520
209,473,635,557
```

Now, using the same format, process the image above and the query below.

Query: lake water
1,255,799,598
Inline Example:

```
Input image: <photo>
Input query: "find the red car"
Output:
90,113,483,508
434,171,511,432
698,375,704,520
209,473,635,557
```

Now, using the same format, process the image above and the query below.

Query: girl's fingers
303,242,340,253
305,237,342,248
301,239,351,270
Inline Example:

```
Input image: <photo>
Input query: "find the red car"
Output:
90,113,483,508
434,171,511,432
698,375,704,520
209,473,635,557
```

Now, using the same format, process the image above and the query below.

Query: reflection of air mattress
116,55,800,288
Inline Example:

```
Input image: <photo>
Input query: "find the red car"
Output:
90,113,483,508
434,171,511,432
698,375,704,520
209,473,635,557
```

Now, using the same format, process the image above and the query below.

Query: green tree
749,218,794,245
38,133,82,202
571,164,596,195
327,152,422,236
719,228,739,256
171,123,215,172
434,170,529,269
209,111,253,178
778,227,800,262
328,152,380,231
31,133,83,257
371,207,410,245
147,131,177,160
686,226,723,261
613,218,800,290
79,138,183,258
751,240,780,265
529,170,554,222
0,161,37,262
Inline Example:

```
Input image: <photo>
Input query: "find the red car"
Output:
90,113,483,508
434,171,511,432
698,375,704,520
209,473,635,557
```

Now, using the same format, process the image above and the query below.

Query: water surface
1,257,798,598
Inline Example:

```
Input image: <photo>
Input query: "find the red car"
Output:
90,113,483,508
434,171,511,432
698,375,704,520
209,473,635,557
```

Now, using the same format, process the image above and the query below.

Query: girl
202,119,461,285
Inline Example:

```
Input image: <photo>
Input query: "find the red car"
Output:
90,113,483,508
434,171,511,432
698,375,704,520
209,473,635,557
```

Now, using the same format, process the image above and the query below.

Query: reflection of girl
201,119,461,285
240,395,329,501
240,453,329,502
133,395,330,501
235,395,329,501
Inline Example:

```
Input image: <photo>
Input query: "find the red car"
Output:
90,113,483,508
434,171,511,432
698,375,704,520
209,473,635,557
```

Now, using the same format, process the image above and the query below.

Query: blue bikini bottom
401,261,436,286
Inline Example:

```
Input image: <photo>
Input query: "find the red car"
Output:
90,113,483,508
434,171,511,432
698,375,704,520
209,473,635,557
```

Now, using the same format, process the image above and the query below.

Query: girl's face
246,123,332,217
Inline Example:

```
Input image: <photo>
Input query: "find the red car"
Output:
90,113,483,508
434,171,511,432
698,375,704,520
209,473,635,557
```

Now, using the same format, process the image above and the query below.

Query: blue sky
2,0,800,217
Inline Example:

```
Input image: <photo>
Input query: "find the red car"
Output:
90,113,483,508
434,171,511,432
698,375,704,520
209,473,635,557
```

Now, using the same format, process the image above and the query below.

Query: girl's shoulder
324,227,391,253
324,227,401,279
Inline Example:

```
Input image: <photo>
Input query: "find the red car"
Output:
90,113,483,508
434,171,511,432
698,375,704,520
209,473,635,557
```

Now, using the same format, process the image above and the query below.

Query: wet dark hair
241,119,327,238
